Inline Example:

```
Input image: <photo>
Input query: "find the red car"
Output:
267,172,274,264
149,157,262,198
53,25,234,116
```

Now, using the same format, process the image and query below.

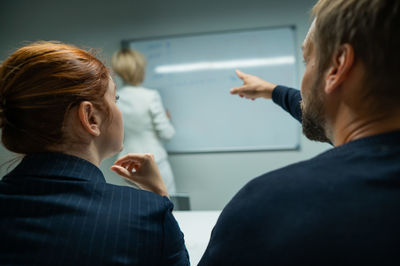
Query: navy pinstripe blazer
0,152,189,265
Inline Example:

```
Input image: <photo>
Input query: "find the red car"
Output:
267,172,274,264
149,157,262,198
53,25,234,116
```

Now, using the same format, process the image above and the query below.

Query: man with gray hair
199,0,400,265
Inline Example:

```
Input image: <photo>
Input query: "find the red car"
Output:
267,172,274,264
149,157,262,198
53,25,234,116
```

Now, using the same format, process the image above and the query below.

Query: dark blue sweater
199,86,400,266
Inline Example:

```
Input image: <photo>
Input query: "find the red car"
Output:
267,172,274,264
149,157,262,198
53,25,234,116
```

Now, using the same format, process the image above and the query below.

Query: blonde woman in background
112,49,177,195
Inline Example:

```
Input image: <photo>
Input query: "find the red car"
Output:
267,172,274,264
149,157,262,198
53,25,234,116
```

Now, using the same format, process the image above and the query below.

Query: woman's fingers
114,153,153,165
120,161,129,169
112,153,156,181
110,165,132,179
112,153,167,197
112,160,138,176
114,155,139,166
127,164,136,172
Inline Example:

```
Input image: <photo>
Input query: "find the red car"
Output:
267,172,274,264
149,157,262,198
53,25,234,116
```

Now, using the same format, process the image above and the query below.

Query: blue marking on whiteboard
146,43,163,50
148,53,162,60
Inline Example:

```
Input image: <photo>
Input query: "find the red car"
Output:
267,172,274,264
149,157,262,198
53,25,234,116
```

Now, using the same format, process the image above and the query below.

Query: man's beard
301,76,331,143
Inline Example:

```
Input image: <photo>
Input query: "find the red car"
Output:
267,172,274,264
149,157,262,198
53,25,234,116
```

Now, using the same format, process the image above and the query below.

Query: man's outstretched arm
231,70,302,123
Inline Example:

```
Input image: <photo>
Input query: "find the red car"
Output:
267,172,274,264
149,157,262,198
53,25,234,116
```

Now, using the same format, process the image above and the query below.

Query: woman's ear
78,101,101,136
324,44,355,94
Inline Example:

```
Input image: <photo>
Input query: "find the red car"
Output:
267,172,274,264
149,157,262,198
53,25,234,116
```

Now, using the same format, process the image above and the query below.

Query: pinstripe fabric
0,152,189,266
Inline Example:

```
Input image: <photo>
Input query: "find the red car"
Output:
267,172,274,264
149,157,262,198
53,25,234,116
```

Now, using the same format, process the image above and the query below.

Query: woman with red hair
0,41,188,265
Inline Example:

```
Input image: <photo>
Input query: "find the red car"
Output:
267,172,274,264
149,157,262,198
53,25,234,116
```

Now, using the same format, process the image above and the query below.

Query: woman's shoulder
139,87,160,96
109,183,170,202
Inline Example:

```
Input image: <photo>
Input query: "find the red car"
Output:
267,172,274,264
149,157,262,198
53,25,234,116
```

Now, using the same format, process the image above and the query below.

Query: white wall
0,0,330,209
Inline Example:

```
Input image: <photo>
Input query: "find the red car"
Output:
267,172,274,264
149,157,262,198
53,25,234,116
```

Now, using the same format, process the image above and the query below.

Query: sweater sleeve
271,85,302,123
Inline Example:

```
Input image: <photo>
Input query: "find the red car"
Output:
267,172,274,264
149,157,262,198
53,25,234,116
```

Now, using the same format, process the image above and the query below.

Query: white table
173,211,221,265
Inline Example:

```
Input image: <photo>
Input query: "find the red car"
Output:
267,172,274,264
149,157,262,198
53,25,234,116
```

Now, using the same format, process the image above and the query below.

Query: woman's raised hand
111,153,168,197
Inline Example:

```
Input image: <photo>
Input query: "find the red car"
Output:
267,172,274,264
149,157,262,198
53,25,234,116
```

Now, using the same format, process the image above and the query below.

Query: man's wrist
261,82,277,99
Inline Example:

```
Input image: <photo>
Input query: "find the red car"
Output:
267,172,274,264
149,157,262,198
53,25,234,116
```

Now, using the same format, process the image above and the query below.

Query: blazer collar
5,152,106,183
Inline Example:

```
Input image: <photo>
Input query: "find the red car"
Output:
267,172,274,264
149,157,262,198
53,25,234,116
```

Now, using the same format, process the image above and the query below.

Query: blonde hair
311,0,400,105
112,49,146,86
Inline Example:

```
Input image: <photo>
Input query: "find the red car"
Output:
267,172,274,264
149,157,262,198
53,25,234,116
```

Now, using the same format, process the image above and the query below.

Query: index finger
235,69,246,80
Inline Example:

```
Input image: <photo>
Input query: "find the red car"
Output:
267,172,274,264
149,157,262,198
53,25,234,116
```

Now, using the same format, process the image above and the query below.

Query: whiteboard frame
120,25,301,154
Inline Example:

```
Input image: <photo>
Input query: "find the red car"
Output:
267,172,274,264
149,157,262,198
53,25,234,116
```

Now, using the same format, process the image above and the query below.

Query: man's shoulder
247,150,335,190
221,149,342,218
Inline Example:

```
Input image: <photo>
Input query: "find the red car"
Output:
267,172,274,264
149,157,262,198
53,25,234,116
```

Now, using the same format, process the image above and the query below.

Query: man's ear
324,44,355,94
78,101,101,137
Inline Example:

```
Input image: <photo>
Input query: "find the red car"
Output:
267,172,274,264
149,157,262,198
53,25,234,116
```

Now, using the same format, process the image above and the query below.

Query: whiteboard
125,27,300,153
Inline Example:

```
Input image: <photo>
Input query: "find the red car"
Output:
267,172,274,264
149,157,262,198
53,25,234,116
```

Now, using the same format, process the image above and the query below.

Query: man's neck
330,107,400,146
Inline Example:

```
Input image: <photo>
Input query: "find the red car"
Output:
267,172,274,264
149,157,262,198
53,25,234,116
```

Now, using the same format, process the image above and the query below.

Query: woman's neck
47,143,102,167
